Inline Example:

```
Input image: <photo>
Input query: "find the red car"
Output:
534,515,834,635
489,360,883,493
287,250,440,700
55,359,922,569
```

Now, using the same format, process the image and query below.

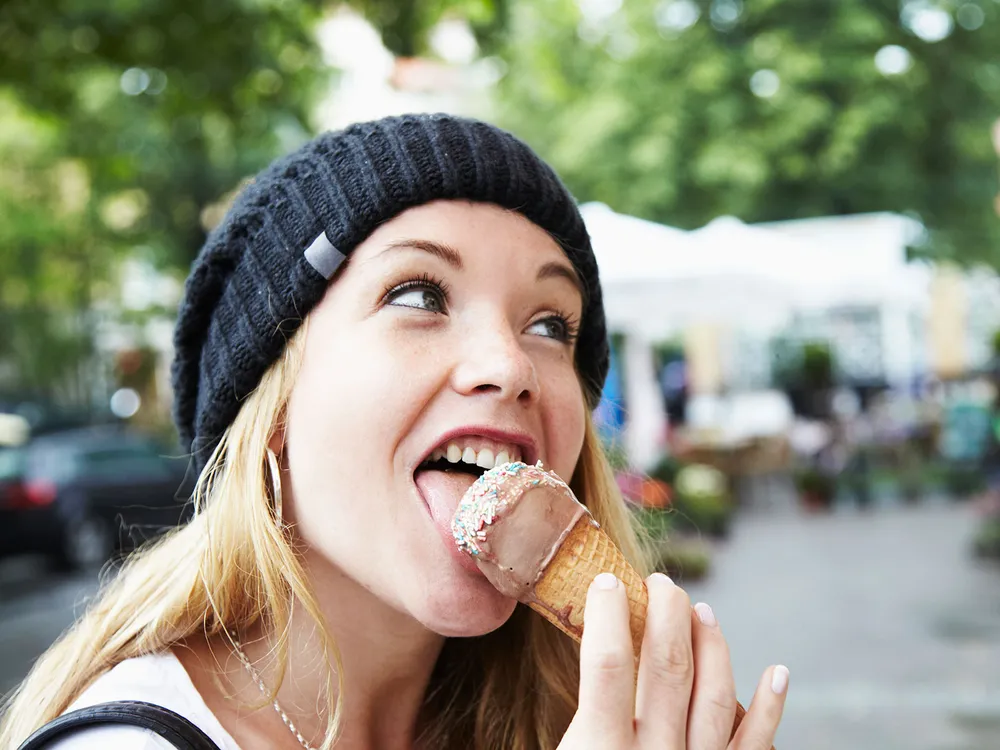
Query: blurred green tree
0,0,500,408
0,95,108,405
496,0,1000,268
0,0,326,404
1,0,326,270
346,0,509,56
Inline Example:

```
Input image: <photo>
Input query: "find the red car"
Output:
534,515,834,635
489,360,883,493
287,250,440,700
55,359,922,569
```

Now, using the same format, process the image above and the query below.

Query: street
2,500,999,749
0,558,99,696
686,500,1000,750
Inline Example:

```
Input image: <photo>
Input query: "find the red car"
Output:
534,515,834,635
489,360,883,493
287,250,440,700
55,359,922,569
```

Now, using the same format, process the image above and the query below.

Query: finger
686,603,738,750
577,572,635,743
635,573,694,747
729,665,789,750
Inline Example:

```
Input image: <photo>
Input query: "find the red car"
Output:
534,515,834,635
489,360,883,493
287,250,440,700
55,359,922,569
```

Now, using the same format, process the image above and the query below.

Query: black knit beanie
171,113,608,470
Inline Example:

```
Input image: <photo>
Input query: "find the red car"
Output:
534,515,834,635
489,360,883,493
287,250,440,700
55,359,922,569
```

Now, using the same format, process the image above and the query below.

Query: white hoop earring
265,447,284,527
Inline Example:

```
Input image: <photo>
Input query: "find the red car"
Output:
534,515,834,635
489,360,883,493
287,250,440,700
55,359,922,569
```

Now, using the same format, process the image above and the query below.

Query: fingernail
694,602,717,627
771,665,789,695
594,572,619,590
649,572,674,586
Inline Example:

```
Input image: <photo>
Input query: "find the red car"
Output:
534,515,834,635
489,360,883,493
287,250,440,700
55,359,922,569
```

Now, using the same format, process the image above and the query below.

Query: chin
413,573,519,638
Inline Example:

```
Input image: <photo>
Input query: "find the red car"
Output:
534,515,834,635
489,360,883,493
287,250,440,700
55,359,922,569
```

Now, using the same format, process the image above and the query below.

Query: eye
527,314,579,344
389,287,444,312
383,275,448,313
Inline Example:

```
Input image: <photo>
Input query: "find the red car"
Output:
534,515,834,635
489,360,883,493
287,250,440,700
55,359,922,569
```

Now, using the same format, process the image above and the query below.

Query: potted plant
669,463,733,538
794,466,836,511
896,440,924,504
649,453,683,486
632,505,712,582
972,491,1000,559
772,339,836,419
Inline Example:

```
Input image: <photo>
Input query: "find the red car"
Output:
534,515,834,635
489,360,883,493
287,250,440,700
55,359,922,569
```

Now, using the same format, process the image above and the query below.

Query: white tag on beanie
304,231,346,279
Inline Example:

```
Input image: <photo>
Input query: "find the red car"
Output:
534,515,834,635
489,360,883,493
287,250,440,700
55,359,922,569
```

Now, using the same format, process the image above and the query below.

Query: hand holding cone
452,461,773,749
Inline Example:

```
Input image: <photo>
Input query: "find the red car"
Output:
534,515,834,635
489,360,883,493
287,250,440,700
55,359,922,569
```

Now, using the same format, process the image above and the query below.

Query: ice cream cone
453,462,770,747
531,514,647,652
530,514,763,746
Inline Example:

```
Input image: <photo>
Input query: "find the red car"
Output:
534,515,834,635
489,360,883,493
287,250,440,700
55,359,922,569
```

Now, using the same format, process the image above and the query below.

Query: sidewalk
685,500,1000,750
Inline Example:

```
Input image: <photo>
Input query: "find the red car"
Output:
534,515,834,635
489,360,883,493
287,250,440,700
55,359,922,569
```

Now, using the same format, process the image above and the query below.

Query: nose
451,319,539,405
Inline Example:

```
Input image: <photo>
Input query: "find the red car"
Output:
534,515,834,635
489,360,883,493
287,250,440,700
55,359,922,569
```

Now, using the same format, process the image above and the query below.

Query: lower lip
413,481,486,576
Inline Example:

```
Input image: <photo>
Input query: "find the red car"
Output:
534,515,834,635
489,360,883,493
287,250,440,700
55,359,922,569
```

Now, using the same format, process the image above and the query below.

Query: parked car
0,427,195,570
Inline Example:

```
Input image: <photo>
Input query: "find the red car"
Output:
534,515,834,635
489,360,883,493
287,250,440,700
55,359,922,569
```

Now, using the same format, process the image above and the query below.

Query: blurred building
584,202,1000,467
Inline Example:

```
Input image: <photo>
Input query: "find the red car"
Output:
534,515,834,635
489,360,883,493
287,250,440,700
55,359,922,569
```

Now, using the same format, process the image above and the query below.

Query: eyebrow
381,239,463,269
536,260,585,299
380,238,585,299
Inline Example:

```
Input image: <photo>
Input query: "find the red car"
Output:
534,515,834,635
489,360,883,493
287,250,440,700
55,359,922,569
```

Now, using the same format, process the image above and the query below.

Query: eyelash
542,314,581,344
381,274,580,344
381,272,451,310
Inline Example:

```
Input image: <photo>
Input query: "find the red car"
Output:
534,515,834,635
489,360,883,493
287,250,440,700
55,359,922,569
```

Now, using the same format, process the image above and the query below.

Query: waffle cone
532,515,647,651
529,515,765,747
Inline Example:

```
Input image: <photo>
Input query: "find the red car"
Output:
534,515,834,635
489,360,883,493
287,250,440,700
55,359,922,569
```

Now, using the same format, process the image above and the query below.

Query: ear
268,424,285,456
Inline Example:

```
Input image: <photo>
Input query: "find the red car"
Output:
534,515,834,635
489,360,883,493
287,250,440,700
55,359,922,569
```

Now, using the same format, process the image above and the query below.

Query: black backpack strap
16,700,222,750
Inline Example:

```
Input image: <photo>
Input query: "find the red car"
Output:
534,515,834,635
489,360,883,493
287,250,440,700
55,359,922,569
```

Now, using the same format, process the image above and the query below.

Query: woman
1,114,788,750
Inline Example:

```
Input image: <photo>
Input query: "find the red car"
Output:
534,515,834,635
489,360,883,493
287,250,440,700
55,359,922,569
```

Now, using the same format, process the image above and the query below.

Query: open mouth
417,456,490,479
414,441,525,481
414,437,529,556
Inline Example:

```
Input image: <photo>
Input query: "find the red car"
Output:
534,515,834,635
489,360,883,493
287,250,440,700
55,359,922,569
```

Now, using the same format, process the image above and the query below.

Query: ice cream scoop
452,460,645,644
452,461,769,747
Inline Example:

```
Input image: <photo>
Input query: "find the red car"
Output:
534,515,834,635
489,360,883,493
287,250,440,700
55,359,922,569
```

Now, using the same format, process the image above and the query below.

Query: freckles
399,340,438,364
378,319,440,358
540,367,585,407
384,337,446,383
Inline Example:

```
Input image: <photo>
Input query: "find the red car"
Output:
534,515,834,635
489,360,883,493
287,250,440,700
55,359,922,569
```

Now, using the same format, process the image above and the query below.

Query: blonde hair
0,327,649,750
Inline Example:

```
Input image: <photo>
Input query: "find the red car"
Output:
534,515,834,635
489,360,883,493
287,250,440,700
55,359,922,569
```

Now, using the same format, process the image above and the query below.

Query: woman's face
282,201,588,636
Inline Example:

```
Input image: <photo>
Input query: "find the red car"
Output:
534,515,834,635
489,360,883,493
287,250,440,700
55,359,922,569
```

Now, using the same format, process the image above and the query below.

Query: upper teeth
433,441,520,471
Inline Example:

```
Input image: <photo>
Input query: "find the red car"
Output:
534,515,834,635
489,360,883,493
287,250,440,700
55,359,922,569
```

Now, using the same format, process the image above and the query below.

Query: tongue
416,470,479,534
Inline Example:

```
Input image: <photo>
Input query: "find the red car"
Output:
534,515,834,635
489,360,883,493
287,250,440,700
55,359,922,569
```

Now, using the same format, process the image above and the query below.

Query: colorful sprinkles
451,461,573,557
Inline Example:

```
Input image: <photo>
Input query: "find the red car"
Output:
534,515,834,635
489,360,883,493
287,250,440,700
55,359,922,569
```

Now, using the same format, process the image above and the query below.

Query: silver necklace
228,631,315,750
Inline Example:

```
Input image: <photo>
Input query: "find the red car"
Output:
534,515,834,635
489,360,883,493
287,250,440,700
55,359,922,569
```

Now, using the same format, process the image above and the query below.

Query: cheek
280,326,443,568
282,333,404,526
543,369,587,481
289,327,430,448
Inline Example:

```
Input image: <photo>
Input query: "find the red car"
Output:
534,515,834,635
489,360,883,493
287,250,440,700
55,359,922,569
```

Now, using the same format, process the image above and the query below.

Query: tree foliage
345,0,509,56
496,0,1000,267
0,0,327,402
0,94,107,403
1,0,326,272
6,0,1000,405
0,0,506,405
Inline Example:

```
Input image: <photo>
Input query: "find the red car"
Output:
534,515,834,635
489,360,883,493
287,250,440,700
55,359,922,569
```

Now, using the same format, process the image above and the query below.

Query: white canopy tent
758,212,932,311
581,203,803,338
581,202,928,339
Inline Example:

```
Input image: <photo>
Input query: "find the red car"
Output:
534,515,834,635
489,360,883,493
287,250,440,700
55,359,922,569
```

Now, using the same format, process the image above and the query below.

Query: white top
45,652,242,750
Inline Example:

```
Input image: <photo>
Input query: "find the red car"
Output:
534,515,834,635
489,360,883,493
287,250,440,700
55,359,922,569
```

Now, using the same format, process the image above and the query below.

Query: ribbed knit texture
171,114,608,470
